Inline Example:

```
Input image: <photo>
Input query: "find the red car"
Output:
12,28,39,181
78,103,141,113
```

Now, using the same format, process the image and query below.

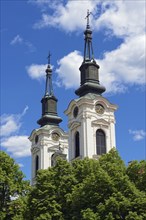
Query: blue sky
1,0,146,180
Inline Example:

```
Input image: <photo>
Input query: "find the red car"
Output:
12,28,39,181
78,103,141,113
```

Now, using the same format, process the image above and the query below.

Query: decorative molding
68,121,81,130
31,146,39,154
109,118,116,123
92,118,109,128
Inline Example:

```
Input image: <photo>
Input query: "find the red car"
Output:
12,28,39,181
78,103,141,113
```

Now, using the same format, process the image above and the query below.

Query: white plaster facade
29,125,68,185
64,93,117,161
29,93,117,185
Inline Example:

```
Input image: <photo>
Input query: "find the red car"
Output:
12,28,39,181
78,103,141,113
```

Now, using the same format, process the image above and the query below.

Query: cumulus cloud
1,136,31,158
28,34,145,93
56,50,82,88
55,33,145,94
97,34,145,93
32,0,145,38
129,129,146,141
0,115,21,137
33,0,97,31
0,106,30,158
31,0,145,94
94,1,145,38
26,64,47,80
0,106,29,137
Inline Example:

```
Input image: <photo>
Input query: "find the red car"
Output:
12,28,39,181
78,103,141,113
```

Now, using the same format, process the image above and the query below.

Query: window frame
75,131,80,158
96,129,106,155
35,155,39,176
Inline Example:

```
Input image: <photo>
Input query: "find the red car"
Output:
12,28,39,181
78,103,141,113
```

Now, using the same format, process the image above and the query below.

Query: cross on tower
85,9,91,28
45,52,53,96
47,52,52,65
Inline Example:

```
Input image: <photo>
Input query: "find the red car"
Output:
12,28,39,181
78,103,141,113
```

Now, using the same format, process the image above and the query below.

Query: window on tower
96,129,106,155
51,153,55,167
35,155,39,176
75,131,80,158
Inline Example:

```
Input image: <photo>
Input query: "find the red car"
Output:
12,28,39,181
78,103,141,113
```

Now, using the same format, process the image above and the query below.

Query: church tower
29,54,68,185
65,11,117,161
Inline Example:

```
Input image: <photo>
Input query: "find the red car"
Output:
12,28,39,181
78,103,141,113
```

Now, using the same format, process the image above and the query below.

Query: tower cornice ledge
37,115,62,127
75,82,106,97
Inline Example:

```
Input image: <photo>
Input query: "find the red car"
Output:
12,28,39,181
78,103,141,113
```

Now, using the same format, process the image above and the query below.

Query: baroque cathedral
29,12,117,185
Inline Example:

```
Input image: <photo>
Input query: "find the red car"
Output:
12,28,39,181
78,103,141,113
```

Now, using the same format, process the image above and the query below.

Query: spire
37,53,62,127
84,10,95,63
45,52,53,96
75,10,106,97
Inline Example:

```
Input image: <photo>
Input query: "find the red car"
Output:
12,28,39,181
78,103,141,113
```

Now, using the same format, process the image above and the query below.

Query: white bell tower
29,11,118,184
65,10,117,161
65,95,117,161
29,54,68,185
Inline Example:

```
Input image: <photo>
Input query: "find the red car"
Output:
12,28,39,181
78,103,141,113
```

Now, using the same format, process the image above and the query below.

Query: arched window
35,155,39,176
75,131,80,158
51,153,55,167
96,129,106,155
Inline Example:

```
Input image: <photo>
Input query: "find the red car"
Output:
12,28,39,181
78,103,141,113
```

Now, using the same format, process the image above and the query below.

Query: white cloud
0,115,21,137
29,33,145,94
56,50,82,88
32,0,145,38
33,0,97,32
0,106,29,137
10,35,36,52
1,135,31,158
26,64,47,80
10,35,23,45
0,107,30,158
129,129,146,141
97,34,145,93
55,33,145,94
31,0,145,94
21,106,29,116
28,0,59,12
95,1,145,38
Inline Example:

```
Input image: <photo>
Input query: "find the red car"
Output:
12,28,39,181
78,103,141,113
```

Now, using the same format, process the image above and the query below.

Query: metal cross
85,9,91,27
47,51,52,64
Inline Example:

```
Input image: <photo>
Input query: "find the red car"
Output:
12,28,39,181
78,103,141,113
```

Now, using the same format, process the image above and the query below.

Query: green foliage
0,151,30,220
27,149,146,220
1,149,146,219
126,160,146,192
81,208,99,220
28,159,76,220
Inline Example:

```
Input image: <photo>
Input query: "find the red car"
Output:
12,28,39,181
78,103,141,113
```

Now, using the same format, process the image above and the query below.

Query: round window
52,132,60,141
95,104,105,114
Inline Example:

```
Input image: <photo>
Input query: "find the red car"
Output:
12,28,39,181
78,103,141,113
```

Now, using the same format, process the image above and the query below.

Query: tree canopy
1,150,146,219
27,149,146,220
0,151,30,220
